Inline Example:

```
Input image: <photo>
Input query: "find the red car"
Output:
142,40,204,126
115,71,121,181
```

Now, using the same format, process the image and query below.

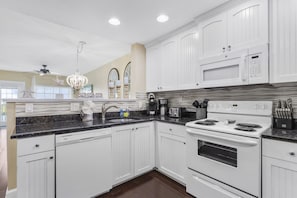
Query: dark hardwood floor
97,171,194,198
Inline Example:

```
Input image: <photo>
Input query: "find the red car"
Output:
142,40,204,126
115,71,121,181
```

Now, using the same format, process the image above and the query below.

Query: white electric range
186,101,273,198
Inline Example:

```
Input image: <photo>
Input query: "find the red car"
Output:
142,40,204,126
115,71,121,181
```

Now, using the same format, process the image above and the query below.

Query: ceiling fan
35,65,60,76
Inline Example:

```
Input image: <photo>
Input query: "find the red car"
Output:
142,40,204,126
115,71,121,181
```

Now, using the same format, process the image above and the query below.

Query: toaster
168,107,185,118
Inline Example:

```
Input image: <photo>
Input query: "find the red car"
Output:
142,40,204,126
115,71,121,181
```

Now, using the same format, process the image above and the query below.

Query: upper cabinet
270,0,297,83
199,13,228,59
161,38,179,91
146,45,162,92
227,0,268,51
178,29,200,89
199,0,268,60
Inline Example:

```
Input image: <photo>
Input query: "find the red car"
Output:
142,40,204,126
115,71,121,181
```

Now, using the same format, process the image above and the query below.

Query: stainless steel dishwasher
56,128,112,198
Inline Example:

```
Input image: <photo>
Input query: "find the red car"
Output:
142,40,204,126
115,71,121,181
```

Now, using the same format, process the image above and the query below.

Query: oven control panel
207,101,273,116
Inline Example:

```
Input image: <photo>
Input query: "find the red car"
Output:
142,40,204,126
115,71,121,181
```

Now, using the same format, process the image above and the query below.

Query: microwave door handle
192,175,241,198
187,129,258,146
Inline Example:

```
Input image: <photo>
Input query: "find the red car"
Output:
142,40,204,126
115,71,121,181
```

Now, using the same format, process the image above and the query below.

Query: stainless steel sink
107,118,139,123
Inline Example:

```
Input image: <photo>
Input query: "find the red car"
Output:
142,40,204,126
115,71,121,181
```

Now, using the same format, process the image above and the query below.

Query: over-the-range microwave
198,44,268,88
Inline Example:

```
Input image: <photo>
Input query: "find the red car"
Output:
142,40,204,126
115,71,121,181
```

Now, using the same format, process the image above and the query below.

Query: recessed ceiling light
108,17,121,26
157,14,169,23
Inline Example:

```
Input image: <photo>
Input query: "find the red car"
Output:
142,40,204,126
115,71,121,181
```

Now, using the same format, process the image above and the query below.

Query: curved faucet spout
101,103,119,121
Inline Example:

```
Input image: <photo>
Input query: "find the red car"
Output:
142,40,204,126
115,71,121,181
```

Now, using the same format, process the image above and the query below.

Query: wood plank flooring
98,171,193,198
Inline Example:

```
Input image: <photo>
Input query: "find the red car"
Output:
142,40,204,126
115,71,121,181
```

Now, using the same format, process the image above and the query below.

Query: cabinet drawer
157,122,186,138
17,135,55,156
262,139,297,163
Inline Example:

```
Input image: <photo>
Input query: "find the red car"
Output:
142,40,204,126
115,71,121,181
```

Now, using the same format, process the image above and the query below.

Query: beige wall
85,43,147,98
0,70,67,90
85,54,131,98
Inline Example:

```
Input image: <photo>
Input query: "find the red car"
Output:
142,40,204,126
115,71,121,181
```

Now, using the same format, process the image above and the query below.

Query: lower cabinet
262,139,297,198
112,122,155,185
17,135,55,198
157,122,186,184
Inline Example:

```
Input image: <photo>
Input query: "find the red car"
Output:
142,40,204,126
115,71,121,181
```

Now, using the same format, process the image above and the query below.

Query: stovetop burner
234,127,256,132
195,119,218,126
236,123,262,128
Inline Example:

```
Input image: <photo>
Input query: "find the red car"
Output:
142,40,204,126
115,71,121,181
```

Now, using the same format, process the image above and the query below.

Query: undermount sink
107,118,139,123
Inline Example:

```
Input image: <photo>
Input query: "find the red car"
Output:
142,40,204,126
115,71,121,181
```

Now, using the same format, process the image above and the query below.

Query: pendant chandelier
66,41,88,90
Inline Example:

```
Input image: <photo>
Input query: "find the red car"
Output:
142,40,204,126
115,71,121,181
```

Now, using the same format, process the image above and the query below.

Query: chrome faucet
101,103,119,121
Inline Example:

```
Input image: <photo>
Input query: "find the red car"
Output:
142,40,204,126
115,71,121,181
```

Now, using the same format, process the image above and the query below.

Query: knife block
274,118,294,130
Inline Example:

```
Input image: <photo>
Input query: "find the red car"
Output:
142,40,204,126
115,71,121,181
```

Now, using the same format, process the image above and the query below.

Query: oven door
186,127,260,197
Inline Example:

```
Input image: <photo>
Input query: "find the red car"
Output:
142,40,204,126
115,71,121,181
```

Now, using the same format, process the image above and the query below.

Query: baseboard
6,188,16,198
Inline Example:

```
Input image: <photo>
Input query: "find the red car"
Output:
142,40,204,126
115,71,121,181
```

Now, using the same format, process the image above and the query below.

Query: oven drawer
17,135,55,156
262,139,297,164
186,169,255,198
157,122,186,138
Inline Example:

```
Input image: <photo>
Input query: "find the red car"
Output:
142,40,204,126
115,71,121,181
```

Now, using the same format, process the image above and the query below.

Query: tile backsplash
154,83,297,118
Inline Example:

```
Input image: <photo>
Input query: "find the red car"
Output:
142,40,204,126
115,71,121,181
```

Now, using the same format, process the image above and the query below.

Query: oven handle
192,175,242,198
187,128,258,146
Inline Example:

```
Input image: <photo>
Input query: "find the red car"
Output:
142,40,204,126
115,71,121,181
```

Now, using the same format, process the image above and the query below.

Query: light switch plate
70,103,80,111
25,103,34,113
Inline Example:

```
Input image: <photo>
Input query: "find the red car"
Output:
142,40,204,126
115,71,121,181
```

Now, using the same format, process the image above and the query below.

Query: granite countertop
11,115,196,139
262,128,297,143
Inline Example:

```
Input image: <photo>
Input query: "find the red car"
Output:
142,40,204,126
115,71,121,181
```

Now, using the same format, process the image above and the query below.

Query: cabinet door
112,126,133,185
178,29,200,89
17,151,55,198
161,38,178,91
134,122,154,176
158,132,186,184
227,0,268,51
146,45,162,92
263,156,297,198
270,0,297,83
199,13,227,59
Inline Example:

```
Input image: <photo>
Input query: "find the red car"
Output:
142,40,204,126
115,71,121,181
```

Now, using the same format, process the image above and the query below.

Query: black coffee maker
147,93,157,115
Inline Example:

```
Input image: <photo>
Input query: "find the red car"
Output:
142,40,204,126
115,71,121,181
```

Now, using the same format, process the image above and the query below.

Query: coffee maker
158,98,168,116
147,93,157,115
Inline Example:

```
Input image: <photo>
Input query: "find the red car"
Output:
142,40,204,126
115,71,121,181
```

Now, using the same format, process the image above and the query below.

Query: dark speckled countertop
11,115,196,139
262,128,297,143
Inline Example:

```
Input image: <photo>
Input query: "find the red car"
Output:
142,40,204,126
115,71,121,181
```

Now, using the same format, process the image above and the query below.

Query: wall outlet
25,103,34,113
70,103,80,111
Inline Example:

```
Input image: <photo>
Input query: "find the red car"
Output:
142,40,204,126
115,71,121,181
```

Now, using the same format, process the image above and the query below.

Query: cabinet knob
135,128,138,130
289,152,296,156
35,144,39,148
222,47,226,53
49,156,54,160
169,128,172,131
184,142,186,145
228,45,231,51
196,83,199,86
132,128,135,131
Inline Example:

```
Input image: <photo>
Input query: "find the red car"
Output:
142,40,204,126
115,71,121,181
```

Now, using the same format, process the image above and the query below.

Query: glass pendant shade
66,41,89,90
66,71,88,90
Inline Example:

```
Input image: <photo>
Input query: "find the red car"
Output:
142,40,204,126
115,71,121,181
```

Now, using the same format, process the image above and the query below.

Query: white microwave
199,44,268,88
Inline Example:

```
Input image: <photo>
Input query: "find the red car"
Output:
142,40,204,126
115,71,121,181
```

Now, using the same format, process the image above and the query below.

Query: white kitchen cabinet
227,0,268,52
178,28,200,89
146,45,162,92
270,0,297,83
199,13,227,59
262,139,297,198
17,135,55,198
134,122,155,176
160,38,179,91
199,0,268,59
157,122,186,184
112,122,154,185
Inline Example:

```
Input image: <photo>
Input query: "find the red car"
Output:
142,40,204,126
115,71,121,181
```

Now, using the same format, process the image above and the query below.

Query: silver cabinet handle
289,152,296,156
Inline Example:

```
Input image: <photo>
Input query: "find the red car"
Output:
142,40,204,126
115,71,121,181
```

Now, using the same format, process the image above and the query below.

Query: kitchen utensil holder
196,108,206,120
275,118,294,130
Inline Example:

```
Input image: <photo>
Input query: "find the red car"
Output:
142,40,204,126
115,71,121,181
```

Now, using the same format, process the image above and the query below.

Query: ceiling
0,0,228,75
